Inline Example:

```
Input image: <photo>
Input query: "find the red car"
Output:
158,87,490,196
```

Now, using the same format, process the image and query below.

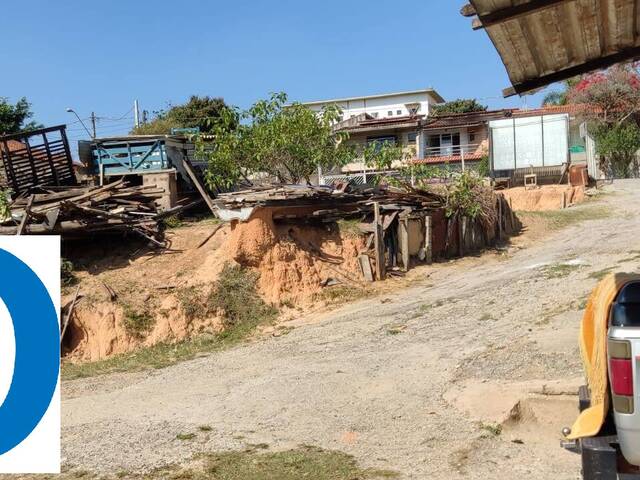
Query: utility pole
90,112,97,139
134,100,140,128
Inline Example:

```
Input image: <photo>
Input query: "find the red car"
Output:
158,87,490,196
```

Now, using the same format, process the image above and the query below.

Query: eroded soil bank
63,209,366,362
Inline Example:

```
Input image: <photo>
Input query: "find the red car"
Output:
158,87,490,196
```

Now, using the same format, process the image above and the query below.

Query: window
407,132,418,143
371,112,379,118
397,110,402,115
367,135,397,152
388,111,393,116
469,133,476,142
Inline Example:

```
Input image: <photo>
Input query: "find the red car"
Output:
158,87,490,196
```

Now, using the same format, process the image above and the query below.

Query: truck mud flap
581,436,618,480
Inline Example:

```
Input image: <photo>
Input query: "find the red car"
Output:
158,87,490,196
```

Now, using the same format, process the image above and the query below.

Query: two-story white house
301,88,445,122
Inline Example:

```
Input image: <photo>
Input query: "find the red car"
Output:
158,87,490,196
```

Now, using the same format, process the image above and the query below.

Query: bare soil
61,180,640,479
63,212,366,361
501,185,586,211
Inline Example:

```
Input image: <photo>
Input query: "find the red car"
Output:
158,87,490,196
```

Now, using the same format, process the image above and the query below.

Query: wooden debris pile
213,183,445,222
0,179,187,243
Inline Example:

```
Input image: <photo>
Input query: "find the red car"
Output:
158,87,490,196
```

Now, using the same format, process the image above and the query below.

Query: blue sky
1,0,556,145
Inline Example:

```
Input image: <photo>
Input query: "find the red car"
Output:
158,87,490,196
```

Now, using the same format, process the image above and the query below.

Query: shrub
207,264,277,329
176,285,208,320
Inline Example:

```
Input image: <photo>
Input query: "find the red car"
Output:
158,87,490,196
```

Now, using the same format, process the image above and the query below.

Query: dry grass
29,447,399,480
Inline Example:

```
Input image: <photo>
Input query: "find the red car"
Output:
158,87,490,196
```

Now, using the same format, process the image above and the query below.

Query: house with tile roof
323,102,595,183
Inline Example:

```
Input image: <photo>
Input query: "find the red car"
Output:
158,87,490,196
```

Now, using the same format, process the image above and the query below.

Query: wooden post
424,215,433,264
458,216,465,257
373,202,385,281
181,157,218,217
399,216,410,272
497,196,503,240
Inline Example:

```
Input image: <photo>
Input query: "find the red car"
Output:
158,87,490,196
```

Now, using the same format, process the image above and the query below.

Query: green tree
569,65,640,177
133,96,233,135
363,140,407,171
0,97,41,134
200,92,355,187
593,122,640,178
431,99,487,116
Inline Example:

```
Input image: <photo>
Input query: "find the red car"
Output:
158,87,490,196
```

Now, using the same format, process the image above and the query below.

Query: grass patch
121,304,155,338
386,324,407,335
622,250,640,262
518,204,613,232
34,447,398,480
198,425,213,432
315,285,371,306
539,262,586,279
162,215,183,229
176,432,196,441
62,265,277,380
336,218,363,237
479,313,494,322
479,422,502,437
588,267,616,280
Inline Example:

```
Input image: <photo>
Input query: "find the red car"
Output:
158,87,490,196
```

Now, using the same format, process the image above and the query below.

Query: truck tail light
610,358,634,396
609,339,634,414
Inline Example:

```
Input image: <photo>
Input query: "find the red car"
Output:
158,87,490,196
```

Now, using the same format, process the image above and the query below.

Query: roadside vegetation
62,265,277,379
36,446,398,480
517,203,612,231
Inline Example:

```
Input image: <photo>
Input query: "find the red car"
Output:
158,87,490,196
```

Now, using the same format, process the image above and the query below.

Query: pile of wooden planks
0,179,182,244
214,183,445,222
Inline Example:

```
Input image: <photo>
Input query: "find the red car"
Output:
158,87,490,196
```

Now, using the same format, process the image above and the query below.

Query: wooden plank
504,43,640,96
358,254,375,282
399,217,410,272
180,157,218,216
16,195,34,235
424,215,433,264
373,202,385,281
471,0,569,29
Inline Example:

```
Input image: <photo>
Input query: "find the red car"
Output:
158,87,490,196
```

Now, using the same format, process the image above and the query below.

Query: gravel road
62,180,640,479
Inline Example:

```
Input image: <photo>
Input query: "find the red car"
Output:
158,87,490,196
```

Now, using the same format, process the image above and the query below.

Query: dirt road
62,180,640,479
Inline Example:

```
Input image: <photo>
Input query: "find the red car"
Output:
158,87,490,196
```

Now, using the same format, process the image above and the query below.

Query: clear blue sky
2,0,557,145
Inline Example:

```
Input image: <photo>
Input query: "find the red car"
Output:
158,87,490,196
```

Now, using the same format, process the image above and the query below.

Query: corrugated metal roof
464,0,640,96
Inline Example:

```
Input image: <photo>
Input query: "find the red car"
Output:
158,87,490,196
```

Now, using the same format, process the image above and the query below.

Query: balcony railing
422,143,481,158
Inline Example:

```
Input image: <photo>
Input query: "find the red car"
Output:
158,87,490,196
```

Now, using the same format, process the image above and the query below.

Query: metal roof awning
462,0,640,97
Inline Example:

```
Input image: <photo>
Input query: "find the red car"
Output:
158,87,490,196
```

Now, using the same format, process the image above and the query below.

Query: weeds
479,422,502,437
336,218,362,237
588,267,616,280
62,259,77,288
0,188,11,220
176,433,196,441
198,425,213,432
539,262,586,279
315,285,371,305
122,304,155,338
176,285,208,320
37,446,398,480
163,215,183,229
518,204,613,231
63,265,277,379
207,264,277,329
